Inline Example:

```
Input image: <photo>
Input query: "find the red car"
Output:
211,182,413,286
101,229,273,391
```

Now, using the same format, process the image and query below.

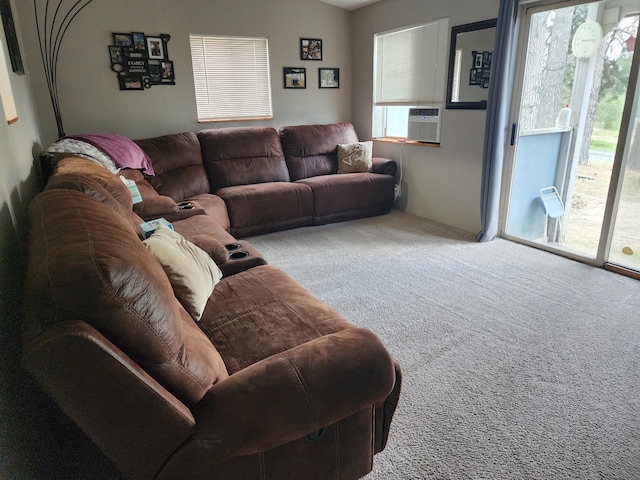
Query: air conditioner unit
407,106,442,143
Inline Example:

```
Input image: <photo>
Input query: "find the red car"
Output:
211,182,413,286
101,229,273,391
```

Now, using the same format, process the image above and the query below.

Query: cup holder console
178,201,194,210
229,251,249,260
225,243,241,251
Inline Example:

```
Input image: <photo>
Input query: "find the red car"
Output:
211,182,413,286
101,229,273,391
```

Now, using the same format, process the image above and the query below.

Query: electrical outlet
394,184,401,200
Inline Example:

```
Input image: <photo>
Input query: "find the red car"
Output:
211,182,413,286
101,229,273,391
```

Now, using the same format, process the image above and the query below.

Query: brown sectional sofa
23,123,401,480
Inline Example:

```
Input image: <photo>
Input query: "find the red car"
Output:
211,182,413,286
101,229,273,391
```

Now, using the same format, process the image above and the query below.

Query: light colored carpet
247,210,640,480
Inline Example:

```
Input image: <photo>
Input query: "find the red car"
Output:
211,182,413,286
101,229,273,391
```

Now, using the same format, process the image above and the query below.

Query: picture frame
161,60,175,81
119,75,144,90
300,38,322,61
131,32,147,52
113,33,133,47
283,67,306,89
146,36,165,60
0,0,24,74
148,64,162,84
108,45,123,64
319,68,339,88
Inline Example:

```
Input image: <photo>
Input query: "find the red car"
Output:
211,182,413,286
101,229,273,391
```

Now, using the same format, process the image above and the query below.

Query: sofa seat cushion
184,193,231,232
197,265,352,375
279,123,360,181
198,127,290,190
216,182,313,237
135,132,211,201
297,173,395,224
25,189,229,404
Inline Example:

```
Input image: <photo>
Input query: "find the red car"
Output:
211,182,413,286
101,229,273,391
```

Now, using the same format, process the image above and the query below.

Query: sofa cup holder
178,201,194,210
225,243,241,251
229,251,249,260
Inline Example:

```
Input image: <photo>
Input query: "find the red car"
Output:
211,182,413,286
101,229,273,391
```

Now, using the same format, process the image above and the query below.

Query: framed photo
283,67,306,89
300,38,322,60
113,33,133,47
146,36,165,60
148,64,162,84
131,32,147,52
119,75,144,90
319,68,339,88
108,45,123,65
161,60,175,81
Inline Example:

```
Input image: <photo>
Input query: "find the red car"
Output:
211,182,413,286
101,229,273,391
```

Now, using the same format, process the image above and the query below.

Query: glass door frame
498,0,639,268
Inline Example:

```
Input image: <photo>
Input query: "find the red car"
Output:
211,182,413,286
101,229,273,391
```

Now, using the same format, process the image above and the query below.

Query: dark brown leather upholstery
25,189,229,404
135,132,211,201
198,127,291,190
279,122,360,181
216,182,313,237
298,171,396,225
24,124,401,480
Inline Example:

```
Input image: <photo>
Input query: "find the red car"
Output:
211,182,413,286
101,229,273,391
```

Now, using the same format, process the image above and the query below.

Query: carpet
248,210,640,480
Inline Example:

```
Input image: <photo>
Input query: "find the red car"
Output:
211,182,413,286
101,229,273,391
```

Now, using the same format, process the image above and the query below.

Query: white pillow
143,224,222,321
337,141,373,174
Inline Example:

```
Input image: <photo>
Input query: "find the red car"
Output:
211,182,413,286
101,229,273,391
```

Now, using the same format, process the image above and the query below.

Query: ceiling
319,0,381,11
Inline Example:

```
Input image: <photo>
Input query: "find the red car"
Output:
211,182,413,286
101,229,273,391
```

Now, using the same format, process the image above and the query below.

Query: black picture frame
160,60,175,82
113,32,133,47
108,45,123,64
131,32,146,52
283,67,306,89
319,68,339,88
300,38,322,61
146,36,165,60
0,0,24,74
148,64,162,84
119,75,144,90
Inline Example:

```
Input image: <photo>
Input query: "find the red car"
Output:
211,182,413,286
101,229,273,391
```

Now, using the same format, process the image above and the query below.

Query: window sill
372,137,440,147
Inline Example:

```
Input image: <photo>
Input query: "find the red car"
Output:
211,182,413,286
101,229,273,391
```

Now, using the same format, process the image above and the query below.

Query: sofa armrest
372,157,397,177
193,327,395,461
22,320,197,480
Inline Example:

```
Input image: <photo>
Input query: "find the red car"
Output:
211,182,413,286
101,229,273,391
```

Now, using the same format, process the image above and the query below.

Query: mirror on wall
446,19,497,110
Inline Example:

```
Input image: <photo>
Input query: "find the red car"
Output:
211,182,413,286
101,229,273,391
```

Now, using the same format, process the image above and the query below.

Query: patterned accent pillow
337,141,373,174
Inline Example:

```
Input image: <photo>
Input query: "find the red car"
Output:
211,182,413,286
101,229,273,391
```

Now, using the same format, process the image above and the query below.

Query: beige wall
17,0,353,146
352,0,500,234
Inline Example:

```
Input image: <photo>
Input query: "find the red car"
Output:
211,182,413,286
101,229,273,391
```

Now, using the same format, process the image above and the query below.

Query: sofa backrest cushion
135,132,211,201
24,189,229,404
45,158,146,236
279,123,360,181
198,127,290,190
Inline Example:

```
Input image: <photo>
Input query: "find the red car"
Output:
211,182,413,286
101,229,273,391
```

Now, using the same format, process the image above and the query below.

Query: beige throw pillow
337,141,373,174
143,224,222,321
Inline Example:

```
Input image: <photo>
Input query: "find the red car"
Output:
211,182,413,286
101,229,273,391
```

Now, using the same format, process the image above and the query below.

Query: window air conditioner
407,106,442,143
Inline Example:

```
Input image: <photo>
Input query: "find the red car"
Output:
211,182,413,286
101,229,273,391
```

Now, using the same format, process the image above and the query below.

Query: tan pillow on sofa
337,141,373,174
144,224,222,321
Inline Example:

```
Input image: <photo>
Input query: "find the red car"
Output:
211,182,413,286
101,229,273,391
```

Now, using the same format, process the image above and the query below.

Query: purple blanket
65,133,155,175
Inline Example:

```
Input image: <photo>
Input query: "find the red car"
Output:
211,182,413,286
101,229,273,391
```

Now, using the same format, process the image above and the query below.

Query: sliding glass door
502,0,640,274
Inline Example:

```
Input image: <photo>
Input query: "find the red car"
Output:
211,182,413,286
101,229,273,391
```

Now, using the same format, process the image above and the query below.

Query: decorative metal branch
34,0,95,138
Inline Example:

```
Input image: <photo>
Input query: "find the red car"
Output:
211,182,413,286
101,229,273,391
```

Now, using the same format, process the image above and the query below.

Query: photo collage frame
109,32,175,90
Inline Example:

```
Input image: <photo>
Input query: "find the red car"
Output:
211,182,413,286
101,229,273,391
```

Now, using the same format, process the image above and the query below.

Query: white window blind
374,18,449,106
189,35,273,122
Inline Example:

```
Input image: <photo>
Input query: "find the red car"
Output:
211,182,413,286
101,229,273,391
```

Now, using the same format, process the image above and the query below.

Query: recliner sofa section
134,122,397,237
22,154,402,480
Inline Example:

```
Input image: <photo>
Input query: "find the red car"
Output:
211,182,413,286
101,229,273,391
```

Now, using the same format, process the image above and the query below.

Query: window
0,38,18,125
373,18,448,137
189,35,273,122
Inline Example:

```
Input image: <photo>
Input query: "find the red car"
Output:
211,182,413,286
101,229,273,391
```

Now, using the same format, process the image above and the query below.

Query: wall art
108,32,174,90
